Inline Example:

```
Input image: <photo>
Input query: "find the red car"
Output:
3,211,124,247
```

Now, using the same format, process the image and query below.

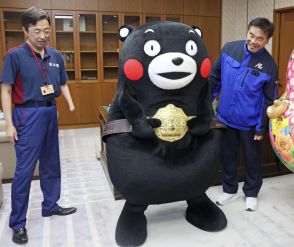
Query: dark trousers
9,106,61,230
220,127,262,197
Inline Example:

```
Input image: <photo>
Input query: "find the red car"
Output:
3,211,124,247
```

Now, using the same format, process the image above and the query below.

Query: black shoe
12,227,28,244
42,206,77,217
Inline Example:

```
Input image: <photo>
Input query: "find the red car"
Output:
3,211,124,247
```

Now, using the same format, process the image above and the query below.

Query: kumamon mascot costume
103,21,227,246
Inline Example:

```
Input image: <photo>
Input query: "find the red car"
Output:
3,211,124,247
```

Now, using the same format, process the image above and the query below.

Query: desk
98,106,289,200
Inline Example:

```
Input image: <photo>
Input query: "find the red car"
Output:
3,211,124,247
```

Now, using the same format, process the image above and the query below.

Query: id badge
40,84,54,95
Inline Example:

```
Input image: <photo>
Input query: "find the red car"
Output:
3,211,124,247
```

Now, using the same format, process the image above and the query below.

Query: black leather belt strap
102,117,226,139
102,119,132,138
15,100,56,108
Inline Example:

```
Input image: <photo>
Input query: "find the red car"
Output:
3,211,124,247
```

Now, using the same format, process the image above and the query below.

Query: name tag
40,84,54,95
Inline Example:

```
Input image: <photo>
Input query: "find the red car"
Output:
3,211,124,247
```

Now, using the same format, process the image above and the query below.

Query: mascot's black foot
185,193,227,231
115,202,148,247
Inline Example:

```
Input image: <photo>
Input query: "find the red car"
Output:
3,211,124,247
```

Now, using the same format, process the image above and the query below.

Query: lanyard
28,44,49,85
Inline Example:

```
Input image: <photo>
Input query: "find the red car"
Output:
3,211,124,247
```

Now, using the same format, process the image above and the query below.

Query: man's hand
69,103,75,112
254,135,263,141
6,124,18,143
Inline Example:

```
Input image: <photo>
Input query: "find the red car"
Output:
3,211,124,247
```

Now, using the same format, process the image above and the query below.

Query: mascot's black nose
172,57,183,66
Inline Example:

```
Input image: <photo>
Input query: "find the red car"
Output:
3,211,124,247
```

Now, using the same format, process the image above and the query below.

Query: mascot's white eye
185,40,198,56
144,40,161,57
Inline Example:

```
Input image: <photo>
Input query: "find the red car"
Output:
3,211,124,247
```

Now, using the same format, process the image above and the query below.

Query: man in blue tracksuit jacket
209,17,278,211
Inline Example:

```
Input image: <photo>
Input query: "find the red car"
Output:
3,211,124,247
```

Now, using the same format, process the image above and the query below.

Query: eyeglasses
29,29,51,36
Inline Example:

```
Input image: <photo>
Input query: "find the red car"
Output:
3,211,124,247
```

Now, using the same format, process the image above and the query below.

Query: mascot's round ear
118,25,133,42
192,26,202,38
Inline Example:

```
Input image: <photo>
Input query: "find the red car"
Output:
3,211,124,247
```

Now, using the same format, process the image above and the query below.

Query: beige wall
222,0,294,53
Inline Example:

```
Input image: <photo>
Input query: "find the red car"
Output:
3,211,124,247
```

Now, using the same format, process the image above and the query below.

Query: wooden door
274,10,294,96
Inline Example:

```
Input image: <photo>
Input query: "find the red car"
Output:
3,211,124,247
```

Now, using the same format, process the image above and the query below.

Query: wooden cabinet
99,12,142,86
184,0,221,16
100,13,120,82
99,0,141,13
0,10,23,111
77,12,100,82
143,0,162,14
0,1,26,8
52,11,77,82
164,15,183,23
1,9,25,52
143,14,162,24
57,83,100,125
121,0,142,13
56,83,80,125
101,82,117,106
26,0,51,9
98,106,123,200
75,0,98,11
99,0,122,12
122,13,142,29
162,0,183,15
52,11,101,125
0,0,222,126
51,0,76,10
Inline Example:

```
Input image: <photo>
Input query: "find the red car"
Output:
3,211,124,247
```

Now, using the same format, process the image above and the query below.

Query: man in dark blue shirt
0,6,76,244
209,17,278,212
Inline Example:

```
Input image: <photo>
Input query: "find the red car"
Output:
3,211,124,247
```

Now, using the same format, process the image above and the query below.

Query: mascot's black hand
187,117,210,136
147,118,161,128
132,119,157,139
187,118,198,131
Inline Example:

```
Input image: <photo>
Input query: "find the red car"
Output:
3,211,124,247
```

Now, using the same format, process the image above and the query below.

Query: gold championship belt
152,104,196,142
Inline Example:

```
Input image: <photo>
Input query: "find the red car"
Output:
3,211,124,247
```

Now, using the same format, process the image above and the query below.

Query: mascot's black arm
188,82,213,136
119,86,161,139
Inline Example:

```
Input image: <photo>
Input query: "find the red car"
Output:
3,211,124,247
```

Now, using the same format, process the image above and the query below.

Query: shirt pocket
243,69,267,95
223,56,240,85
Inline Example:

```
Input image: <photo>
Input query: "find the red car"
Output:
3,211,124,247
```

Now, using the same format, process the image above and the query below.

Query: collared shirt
0,42,67,104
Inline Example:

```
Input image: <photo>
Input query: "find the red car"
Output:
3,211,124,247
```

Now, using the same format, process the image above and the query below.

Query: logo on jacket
49,63,60,67
254,63,263,70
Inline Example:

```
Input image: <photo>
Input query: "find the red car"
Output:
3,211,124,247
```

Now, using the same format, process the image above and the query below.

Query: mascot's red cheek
200,58,211,78
124,59,144,81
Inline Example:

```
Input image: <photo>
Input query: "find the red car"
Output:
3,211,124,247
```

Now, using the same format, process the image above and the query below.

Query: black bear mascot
103,21,227,246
